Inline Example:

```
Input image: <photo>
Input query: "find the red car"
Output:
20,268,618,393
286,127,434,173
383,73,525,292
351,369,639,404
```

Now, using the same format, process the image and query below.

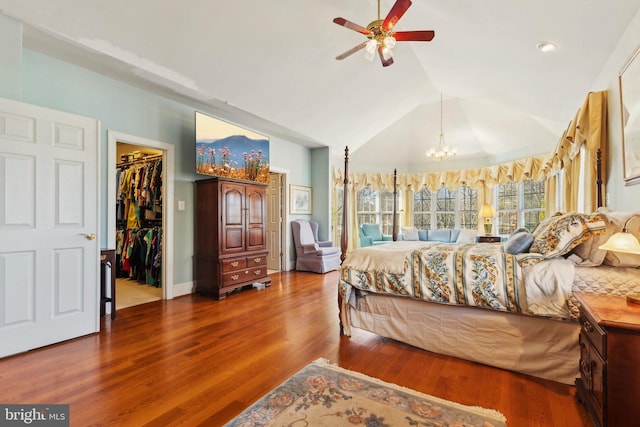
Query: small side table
477,235,501,243
100,249,116,320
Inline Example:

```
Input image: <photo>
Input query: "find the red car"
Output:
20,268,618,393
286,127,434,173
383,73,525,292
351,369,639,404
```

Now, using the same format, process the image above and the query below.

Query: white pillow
456,229,477,243
401,226,420,241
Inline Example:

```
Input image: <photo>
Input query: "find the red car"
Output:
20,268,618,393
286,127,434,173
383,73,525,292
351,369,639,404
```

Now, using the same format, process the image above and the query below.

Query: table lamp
479,204,495,235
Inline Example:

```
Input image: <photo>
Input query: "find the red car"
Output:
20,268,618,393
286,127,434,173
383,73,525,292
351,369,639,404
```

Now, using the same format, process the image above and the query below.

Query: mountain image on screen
196,135,270,182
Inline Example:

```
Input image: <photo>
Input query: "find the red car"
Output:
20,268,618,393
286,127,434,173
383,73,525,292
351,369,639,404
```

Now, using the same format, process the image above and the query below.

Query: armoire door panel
222,184,244,226
223,228,244,252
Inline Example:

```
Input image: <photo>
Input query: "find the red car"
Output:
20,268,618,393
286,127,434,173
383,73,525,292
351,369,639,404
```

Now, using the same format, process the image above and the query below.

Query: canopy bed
336,142,640,385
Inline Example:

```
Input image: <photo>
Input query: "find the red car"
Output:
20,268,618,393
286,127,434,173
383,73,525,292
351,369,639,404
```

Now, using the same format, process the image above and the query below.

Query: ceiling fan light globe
365,39,377,54
383,36,396,49
364,49,376,62
382,47,393,61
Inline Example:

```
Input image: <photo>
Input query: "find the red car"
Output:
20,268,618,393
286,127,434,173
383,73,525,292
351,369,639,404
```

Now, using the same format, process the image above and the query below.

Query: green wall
0,17,330,286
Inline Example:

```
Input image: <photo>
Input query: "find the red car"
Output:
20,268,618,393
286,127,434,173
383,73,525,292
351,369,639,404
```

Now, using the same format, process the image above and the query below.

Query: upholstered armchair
358,223,392,247
291,219,341,273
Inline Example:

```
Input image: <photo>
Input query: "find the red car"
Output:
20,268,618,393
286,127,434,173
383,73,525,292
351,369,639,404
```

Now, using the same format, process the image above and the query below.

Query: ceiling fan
332,0,434,67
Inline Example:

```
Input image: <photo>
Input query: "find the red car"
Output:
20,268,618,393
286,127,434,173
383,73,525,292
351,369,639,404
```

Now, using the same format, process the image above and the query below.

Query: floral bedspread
340,242,526,315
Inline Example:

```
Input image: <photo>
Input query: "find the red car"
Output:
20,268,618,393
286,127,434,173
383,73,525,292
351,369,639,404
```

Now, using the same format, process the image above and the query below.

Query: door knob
80,233,96,241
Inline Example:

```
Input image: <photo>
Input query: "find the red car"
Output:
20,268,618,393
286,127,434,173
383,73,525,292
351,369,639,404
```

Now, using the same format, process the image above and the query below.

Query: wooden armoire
195,177,271,300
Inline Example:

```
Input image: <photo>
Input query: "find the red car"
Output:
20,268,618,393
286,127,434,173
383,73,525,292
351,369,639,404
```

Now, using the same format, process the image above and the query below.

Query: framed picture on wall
619,45,640,185
290,185,312,214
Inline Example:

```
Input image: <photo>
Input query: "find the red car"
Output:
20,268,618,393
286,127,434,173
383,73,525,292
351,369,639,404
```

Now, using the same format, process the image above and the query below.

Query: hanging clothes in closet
115,155,163,286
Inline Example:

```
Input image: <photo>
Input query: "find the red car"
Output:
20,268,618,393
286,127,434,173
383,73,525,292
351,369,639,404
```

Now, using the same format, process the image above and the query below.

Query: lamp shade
599,232,640,254
479,204,495,218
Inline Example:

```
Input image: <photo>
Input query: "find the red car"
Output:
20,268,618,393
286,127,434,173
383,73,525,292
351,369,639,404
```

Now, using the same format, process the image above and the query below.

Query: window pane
357,188,377,212
498,182,518,210
522,179,545,231
458,186,478,229
436,188,455,229
413,189,432,230
498,211,517,235
523,180,545,209
524,210,545,231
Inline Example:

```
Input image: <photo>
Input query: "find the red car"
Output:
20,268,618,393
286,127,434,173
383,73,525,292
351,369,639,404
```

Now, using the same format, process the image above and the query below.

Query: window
497,182,518,235
356,188,401,235
356,187,377,226
411,185,477,229
522,179,545,231
413,189,431,229
436,188,456,229
458,186,479,230
496,179,545,235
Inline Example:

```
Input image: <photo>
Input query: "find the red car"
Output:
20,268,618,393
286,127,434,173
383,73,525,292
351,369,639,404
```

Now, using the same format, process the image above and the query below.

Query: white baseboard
173,281,194,297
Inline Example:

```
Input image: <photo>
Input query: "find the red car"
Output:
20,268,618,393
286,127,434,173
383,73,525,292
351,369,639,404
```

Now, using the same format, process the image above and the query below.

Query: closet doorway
115,143,163,309
107,131,175,316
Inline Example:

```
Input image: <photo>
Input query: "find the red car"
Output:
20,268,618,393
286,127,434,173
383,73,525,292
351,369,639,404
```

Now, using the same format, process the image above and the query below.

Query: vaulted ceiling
3,0,640,172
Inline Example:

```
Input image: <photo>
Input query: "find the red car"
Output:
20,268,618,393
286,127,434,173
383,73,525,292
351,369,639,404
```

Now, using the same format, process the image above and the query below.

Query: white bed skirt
347,293,580,385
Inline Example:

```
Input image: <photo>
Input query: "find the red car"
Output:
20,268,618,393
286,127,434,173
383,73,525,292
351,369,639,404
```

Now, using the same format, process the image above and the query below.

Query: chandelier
426,94,457,161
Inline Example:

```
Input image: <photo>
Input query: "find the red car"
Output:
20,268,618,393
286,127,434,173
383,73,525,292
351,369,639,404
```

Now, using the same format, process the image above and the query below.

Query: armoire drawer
221,258,247,272
222,266,267,287
247,255,267,267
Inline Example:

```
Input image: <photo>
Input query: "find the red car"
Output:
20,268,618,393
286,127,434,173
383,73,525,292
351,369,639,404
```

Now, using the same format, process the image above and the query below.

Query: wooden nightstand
477,235,501,243
574,292,640,427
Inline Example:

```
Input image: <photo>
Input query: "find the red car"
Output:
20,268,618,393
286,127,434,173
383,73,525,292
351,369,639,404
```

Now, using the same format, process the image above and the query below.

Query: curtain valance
333,91,607,201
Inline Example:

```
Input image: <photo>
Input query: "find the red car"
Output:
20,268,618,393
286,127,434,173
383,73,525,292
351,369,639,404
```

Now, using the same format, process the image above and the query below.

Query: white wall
594,8,640,211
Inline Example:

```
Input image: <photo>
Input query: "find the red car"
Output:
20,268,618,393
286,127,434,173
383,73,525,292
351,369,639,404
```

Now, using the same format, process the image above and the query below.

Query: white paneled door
0,98,99,358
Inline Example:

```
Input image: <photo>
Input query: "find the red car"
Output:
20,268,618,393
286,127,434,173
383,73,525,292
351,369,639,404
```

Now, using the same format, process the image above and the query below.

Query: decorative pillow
531,212,563,238
504,231,534,254
509,227,529,238
456,229,477,243
529,212,605,259
401,226,420,241
571,209,623,266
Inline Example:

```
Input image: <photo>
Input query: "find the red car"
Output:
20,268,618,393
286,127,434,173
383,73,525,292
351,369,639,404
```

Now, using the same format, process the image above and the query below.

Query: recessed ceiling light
536,42,557,53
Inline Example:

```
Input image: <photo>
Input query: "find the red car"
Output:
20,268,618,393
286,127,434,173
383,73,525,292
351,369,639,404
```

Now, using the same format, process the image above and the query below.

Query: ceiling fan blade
382,0,412,31
393,30,435,42
333,17,371,35
336,42,368,60
378,45,394,67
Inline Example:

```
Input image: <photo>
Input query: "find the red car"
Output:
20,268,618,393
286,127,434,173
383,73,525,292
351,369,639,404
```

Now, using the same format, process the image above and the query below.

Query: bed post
596,148,603,208
338,147,349,335
392,168,398,241
340,146,349,263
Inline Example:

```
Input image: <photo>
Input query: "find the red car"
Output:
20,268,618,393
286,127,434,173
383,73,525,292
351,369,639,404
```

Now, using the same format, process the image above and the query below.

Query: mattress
566,265,640,318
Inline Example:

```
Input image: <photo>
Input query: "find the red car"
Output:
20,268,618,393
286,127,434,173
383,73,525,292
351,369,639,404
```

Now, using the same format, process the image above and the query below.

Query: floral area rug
225,358,506,426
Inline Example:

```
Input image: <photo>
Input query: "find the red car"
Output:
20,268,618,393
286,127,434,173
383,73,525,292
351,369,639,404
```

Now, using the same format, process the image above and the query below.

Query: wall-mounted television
195,111,270,182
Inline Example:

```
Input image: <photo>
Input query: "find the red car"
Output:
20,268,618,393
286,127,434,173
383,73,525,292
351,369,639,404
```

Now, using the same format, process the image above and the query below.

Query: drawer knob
253,257,262,263
582,320,594,333
231,274,239,280
231,261,239,267
255,270,262,275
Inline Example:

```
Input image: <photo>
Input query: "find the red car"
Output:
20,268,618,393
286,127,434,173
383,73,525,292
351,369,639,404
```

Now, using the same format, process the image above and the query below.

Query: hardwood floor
0,270,591,426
